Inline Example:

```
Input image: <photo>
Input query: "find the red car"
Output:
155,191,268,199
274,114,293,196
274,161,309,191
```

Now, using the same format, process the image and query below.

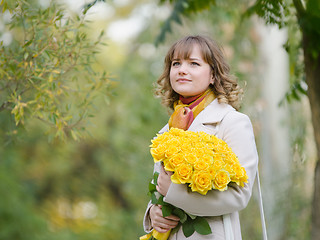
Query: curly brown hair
155,35,243,110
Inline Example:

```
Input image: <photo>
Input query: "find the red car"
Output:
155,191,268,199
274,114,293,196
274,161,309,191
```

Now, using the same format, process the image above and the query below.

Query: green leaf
24,40,33,47
153,172,159,185
70,130,79,141
186,212,197,220
296,82,307,95
182,218,195,237
194,217,212,235
32,76,46,81
151,192,158,204
292,89,300,100
173,208,187,223
162,205,173,217
172,222,182,235
148,182,157,193
157,195,165,205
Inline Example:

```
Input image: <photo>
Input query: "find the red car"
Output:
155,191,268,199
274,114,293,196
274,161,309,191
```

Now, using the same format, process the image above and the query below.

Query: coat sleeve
143,201,153,232
142,161,162,232
163,111,259,217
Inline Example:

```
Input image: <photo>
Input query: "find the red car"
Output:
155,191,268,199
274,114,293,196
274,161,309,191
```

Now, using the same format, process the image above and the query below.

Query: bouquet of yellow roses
140,128,248,240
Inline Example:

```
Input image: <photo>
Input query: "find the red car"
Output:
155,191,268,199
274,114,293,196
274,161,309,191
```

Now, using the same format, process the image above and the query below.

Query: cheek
169,71,175,84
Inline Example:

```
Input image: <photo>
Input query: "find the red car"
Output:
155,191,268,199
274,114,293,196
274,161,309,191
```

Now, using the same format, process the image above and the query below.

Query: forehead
172,42,203,60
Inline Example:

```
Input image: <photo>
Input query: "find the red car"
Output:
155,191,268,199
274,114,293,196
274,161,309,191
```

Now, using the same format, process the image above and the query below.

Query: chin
174,89,195,97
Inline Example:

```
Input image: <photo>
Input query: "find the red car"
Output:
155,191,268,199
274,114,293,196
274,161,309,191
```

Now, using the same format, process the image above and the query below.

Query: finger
153,205,179,222
166,171,173,176
161,164,171,176
165,215,180,221
154,226,170,233
154,219,178,229
159,164,165,173
156,185,161,194
164,221,179,228
158,216,180,227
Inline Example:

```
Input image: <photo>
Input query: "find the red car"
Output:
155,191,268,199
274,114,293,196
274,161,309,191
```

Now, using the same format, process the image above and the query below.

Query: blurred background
0,0,318,239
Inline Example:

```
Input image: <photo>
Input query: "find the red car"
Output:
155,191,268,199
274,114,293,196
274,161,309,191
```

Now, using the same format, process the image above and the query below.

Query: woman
142,35,259,239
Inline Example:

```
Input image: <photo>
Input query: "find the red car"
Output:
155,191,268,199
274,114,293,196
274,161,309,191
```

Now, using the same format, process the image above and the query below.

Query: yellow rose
151,132,170,146
165,145,180,159
213,169,231,191
194,142,205,150
198,131,212,143
194,148,206,159
171,162,193,184
150,144,166,162
190,170,212,195
204,154,214,164
180,142,192,152
169,127,185,137
193,159,210,171
204,146,215,156
212,157,225,170
214,140,228,152
224,152,238,164
167,137,181,147
231,164,248,187
184,152,198,165
205,142,215,150
164,154,186,171
224,163,235,178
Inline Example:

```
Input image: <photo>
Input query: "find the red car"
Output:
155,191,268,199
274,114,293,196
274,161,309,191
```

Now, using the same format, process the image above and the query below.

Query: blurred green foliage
0,0,314,239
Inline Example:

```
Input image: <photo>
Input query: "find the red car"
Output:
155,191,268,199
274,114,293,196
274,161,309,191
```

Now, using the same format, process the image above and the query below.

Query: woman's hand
150,204,180,233
156,164,173,196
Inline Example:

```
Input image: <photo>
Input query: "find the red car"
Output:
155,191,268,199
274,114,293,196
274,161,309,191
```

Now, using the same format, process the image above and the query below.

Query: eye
190,61,200,66
172,61,180,67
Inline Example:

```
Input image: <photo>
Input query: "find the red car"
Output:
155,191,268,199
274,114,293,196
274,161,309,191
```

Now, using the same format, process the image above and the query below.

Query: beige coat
143,99,259,240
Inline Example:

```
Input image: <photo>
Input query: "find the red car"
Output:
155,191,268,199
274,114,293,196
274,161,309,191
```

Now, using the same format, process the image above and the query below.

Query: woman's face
169,44,213,98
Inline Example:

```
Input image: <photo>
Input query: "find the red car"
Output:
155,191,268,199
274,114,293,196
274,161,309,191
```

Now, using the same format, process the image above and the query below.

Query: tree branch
292,0,306,19
0,101,10,112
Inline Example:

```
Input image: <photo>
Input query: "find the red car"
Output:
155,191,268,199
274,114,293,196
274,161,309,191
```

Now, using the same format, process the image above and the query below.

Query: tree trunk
302,32,320,240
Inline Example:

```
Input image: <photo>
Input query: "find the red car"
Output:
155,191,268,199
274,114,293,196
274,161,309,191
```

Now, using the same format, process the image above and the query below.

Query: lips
177,78,191,82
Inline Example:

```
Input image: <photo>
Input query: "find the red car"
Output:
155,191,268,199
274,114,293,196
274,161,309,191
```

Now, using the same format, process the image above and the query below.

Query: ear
210,75,214,84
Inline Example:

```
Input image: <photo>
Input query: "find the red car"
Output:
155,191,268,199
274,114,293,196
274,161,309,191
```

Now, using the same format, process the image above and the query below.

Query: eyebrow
172,57,202,61
189,57,202,61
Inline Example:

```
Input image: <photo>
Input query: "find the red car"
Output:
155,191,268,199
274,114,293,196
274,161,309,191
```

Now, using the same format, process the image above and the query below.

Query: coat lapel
158,124,169,134
188,99,235,136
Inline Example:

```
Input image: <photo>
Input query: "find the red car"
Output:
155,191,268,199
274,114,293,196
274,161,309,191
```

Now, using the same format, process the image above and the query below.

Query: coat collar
190,98,235,126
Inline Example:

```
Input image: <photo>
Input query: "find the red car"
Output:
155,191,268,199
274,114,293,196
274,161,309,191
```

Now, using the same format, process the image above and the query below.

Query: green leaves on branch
243,0,320,58
243,0,289,28
0,0,111,141
279,80,308,106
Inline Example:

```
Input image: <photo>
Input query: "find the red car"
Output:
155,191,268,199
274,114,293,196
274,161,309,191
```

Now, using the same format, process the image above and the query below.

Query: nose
178,63,188,75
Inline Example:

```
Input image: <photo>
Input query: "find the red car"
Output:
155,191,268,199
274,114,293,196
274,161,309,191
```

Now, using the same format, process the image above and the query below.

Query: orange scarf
168,89,215,130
